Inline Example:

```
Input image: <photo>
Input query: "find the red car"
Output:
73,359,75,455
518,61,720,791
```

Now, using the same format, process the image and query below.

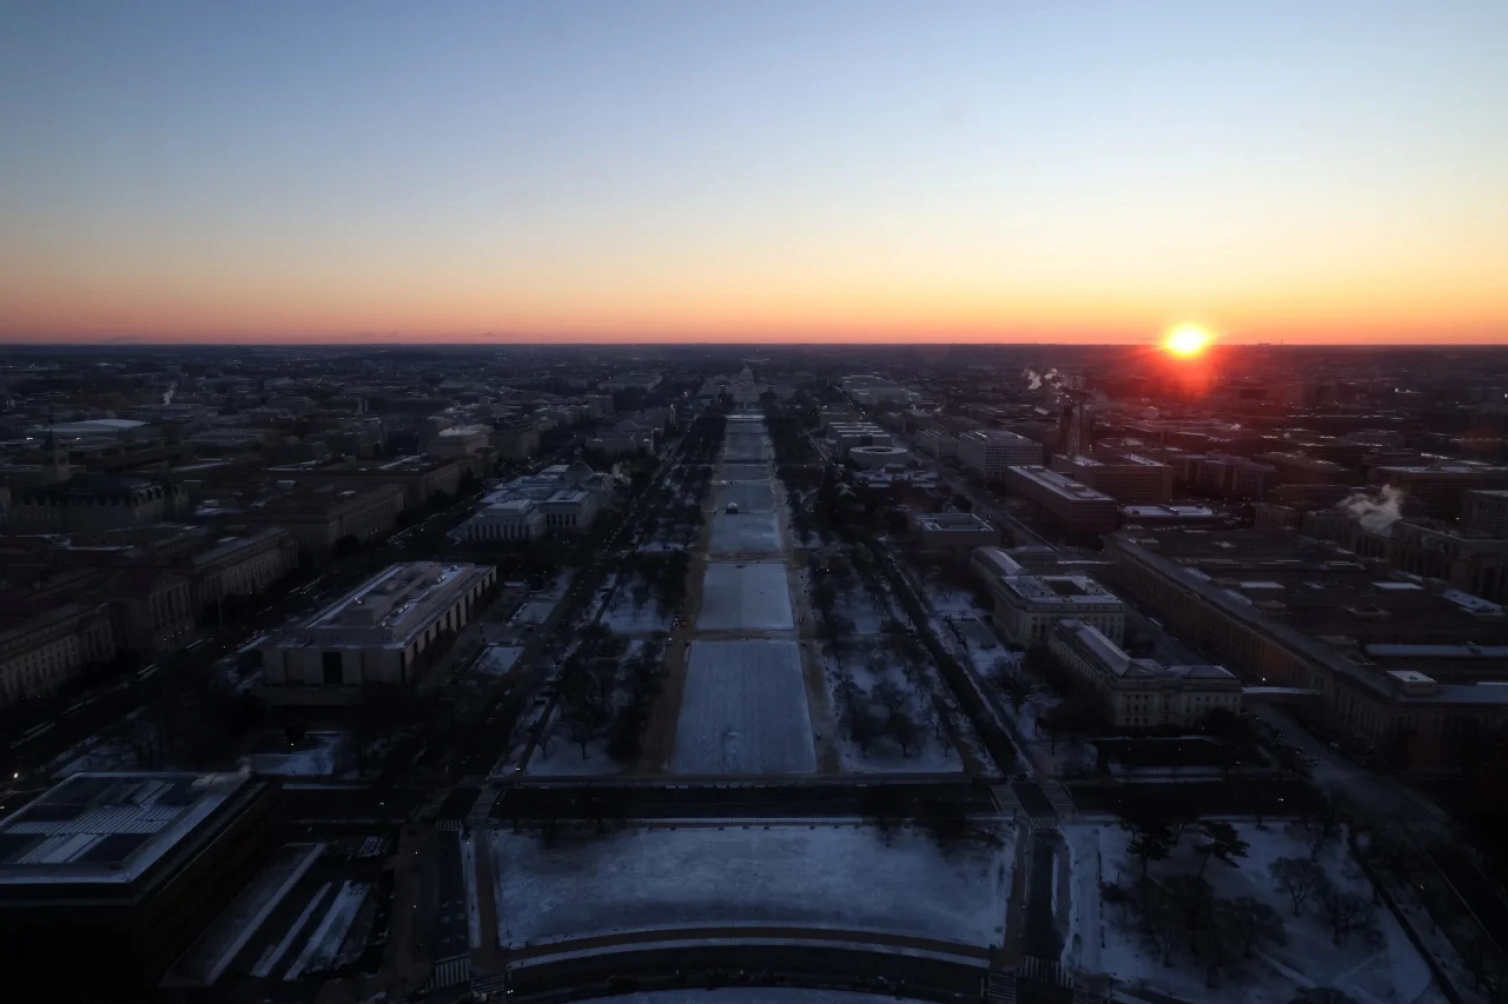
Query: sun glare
1164,324,1213,358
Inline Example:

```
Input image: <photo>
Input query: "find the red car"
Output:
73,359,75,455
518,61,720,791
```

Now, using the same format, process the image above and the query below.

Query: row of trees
550,626,667,765
1111,807,1382,988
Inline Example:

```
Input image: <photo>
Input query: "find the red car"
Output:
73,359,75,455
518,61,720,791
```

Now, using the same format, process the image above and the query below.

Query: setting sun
1163,324,1214,358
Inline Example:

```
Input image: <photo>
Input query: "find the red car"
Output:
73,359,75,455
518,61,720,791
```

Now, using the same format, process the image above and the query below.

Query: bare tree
1318,886,1380,947
889,710,922,757
1133,879,1182,966
1271,857,1328,916
991,657,1030,712
1287,818,1338,863
1224,896,1286,958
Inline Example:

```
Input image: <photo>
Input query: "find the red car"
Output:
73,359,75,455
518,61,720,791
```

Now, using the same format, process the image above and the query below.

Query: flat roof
0,772,249,885
1006,466,1116,503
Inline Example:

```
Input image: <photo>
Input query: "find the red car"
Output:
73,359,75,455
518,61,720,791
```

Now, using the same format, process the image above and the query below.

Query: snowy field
246,731,349,777
1066,822,1434,1004
671,640,816,773
602,593,672,635
709,509,782,555
722,463,769,480
527,732,623,776
719,481,774,511
697,562,794,631
493,823,1010,948
725,434,770,462
476,646,524,676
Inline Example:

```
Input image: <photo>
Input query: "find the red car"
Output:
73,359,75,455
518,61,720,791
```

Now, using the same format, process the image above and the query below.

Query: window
321,651,344,685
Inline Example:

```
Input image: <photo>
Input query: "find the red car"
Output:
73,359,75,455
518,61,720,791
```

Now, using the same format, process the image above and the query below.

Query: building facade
958,429,1041,481
261,561,498,704
0,603,116,709
1003,465,1119,535
1049,618,1242,730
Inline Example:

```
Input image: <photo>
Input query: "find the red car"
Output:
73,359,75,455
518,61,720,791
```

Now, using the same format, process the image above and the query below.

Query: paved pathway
508,924,992,962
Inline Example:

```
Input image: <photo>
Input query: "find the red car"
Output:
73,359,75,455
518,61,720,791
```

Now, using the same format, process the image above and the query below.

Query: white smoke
1044,367,1064,389
1022,368,1042,391
1337,484,1405,534
162,381,177,406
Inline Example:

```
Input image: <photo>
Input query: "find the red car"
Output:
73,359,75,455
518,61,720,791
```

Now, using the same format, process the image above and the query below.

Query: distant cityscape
0,343,1504,1003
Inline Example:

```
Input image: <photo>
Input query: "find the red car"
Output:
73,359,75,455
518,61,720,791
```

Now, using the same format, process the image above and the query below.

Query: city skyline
2,0,1505,346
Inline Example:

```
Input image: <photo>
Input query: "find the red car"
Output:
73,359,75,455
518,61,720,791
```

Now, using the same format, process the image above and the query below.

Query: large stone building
261,561,498,704
1049,618,1241,730
1050,453,1173,504
0,602,116,709
913,512,1000,551
1372,462,1508,520
1464,489,1508,537
0,771,284,994
971,546,1124,646
958,429,1041,481
227,483,405,565
8,473,189,534
1003,465,1119,535
460,462,611,540
1106,527,1508,771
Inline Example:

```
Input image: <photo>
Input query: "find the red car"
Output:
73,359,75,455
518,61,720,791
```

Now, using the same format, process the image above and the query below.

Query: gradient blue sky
1,0,1505,343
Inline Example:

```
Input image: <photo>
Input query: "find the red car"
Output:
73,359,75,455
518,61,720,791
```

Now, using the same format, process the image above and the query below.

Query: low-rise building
426,425,490,458
1049,618,1242,730
916,429,959,459
827,422,891,456
1050,453,1173,504
1106,527,1508,771
0,771,284,994
462,498,546,543
1004,465,1119,535
847,445,909,469
958,429,1041,481
463,461,610,538
261,561,498,704
913,512,1000,551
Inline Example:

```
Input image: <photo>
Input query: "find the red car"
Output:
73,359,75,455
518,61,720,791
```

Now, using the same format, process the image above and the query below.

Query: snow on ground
247,730,349,778
819,646,962,774
835,588,892,634
722,463,770,481
670,640,816,774
528,730,624,776
476,645,524,676
719,480,774,511
602,589,672,635
725,433,770,462
494,823,1010,949
709,508,782,555
1071,821,1433,1004
697,562,794,631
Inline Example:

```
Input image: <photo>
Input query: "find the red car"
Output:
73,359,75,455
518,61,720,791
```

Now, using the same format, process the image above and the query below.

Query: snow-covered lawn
602,590,672,635
493,823,1010,948
697,562,794,631
476,645,524,676
710,509,782,554
246,730,349,777
725,433,770,462
529,726,624,777
670,640,816,774
1066,821,1434,1004
722,463,770,481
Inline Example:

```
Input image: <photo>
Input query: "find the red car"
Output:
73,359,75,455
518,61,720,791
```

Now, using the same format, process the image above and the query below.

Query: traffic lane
431,830,471,962
282,784,426,824
507,943,986,1001
1067,777,1323,817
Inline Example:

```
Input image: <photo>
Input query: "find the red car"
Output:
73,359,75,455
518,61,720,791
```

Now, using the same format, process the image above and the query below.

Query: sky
1,0,1505,345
